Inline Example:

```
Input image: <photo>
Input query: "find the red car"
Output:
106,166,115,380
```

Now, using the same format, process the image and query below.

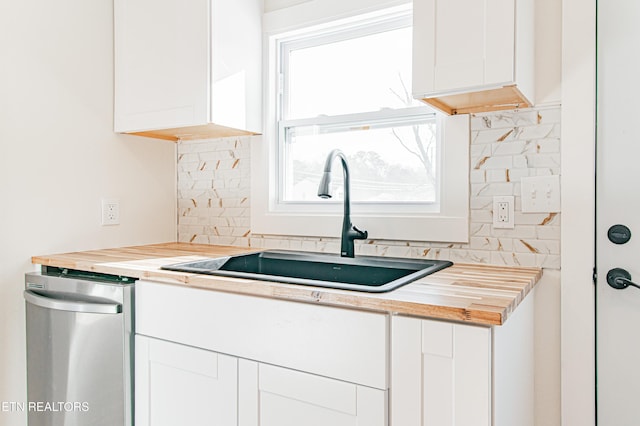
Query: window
280,109,437,205
253,3,469,243
279,11,439,207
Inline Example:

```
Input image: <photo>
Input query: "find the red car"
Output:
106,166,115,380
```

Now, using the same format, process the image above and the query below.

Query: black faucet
317,149,368,257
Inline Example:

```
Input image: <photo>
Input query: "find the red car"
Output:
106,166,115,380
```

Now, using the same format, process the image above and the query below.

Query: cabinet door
114,0,209,132
391,317,491,426
413,0,514,95
135,335,238,426
239,360,387,426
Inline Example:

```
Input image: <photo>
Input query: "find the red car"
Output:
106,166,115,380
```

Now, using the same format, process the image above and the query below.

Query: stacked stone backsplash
177,106,561,269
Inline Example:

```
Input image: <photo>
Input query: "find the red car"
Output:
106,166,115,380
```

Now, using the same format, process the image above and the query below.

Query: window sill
250,211,469,242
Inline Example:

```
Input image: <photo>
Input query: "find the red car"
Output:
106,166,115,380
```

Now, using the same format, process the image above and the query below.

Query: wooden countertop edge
31,243,544,327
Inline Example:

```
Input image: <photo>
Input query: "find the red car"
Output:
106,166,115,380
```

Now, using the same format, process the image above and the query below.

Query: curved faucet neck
318,149,367,257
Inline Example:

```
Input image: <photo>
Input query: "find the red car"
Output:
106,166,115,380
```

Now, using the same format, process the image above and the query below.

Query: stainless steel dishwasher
24,267,136,426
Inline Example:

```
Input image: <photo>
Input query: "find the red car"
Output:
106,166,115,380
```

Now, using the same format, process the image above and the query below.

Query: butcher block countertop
31,242,542,326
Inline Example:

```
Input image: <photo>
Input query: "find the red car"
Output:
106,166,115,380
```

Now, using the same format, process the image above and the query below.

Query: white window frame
252,2,470,243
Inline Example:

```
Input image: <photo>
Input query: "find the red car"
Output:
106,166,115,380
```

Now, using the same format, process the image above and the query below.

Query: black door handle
607,268,640,290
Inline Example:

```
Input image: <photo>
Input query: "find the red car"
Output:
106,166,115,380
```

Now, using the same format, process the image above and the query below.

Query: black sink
161,250,452,293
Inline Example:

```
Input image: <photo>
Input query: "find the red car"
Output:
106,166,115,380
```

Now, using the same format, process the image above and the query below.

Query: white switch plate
101,199,120,226
493,196,515,229
521,175,561,213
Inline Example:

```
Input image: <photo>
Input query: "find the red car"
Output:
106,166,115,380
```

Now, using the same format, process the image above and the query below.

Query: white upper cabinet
114,0,262,141
412,0,534,115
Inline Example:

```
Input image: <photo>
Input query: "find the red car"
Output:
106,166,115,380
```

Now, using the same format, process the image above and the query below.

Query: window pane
282,118,438,203
286,26,423,119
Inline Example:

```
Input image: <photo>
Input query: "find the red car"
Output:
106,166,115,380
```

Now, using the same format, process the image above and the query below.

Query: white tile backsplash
177,107,561,270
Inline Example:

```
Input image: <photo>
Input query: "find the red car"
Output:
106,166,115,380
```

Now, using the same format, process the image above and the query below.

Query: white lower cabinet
135,336,387,426
135,335,238,426
134,280,389,425
391,318,491,426
390,294,534,426
134,281,532,426
239,360,387,426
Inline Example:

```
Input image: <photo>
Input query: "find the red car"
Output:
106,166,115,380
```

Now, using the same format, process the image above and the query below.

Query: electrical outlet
493,196,515,229
101,199,120,226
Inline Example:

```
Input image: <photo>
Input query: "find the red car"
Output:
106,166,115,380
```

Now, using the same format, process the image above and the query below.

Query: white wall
0,1,176,425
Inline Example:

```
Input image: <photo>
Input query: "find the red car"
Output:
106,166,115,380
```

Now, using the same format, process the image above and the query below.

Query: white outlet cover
493,195,515,229
101,198,120,226
521,175,561,213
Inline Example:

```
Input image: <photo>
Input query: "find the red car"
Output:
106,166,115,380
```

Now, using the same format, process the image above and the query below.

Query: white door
135,335,238,426
596,2,640,424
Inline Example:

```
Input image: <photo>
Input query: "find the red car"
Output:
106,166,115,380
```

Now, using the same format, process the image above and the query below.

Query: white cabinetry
134,280,533,426
239,360,387,426
114,0,261,141
135,280,387,389
134,280,388,425
413,0,534,115
391,295,534,426
135,335,238,426
135,338,387,426
391,318,491,426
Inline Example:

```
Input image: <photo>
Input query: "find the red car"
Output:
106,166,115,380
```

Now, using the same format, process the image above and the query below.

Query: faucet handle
352,225,368,240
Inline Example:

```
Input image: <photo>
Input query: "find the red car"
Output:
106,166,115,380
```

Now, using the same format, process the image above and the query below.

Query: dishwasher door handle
24,290,122,314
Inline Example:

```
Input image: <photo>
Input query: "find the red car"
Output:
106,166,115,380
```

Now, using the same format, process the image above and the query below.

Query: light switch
521,175,560,213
